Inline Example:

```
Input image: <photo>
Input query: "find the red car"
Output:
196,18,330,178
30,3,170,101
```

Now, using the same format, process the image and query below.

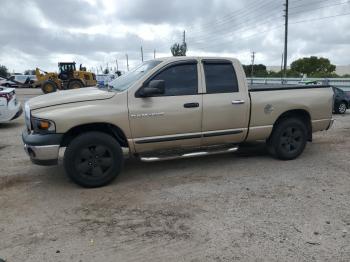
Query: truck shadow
0,122,23,129
0,142,270,191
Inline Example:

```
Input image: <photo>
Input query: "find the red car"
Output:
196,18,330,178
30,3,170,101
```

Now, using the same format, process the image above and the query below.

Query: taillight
0,92,14,104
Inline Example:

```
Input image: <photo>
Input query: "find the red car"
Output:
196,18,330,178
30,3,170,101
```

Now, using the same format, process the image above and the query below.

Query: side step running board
140,146,239,162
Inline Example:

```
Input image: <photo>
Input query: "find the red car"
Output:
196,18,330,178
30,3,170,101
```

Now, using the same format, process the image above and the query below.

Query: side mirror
140,80,165,97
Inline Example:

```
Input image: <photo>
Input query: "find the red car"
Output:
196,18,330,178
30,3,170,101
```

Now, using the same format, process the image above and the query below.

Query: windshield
109,60,162,91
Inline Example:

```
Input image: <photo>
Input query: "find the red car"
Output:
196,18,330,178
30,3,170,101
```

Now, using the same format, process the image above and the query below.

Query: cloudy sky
0,0,349,73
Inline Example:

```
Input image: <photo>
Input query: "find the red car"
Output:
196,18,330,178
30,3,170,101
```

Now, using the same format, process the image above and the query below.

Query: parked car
0,86,22,122
96,74,117,87
9,75,37,87
0,77,19,88
332,87,350,114
23,57,334,187
298,80,322,85
9,75,37,84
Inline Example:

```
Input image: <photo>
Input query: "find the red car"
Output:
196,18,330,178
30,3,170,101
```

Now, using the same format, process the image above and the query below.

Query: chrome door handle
232,100,245,105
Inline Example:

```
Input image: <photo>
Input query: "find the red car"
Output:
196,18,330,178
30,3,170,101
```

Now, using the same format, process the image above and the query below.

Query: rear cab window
202,60,239,94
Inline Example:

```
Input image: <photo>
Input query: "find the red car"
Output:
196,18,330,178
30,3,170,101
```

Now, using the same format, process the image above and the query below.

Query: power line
187,0,281,37
289,0,347,9
187,13,282,44
289,1,350,16
187,6,283,43
184,0,277,33
189,24,284,51
290,11,350,24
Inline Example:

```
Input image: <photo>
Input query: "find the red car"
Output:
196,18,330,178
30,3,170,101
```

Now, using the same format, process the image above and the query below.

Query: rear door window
203,62,239,94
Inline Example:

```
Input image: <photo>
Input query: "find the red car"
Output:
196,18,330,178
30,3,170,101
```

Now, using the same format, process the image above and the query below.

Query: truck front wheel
42,80,58,94
63,132,123,188
267,118,307,160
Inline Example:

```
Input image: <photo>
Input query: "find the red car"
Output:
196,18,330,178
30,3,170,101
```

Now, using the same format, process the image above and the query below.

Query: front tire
42,80,58,94
64,132,123,188
267,118,307,160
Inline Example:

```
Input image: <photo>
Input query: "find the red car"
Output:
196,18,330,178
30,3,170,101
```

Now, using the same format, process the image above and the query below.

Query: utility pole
183,30,187,53
141,46,144,62
115,59,119,72
280,53,284,81
251,51,255,84
154,49,156,59
126,54,129,71
283,0,289,79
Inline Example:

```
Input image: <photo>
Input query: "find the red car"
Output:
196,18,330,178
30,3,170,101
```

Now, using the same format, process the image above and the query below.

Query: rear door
201,59,250,146
128,60,203,153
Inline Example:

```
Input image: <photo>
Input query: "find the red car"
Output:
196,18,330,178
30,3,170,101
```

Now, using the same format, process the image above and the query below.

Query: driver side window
150,63,198,96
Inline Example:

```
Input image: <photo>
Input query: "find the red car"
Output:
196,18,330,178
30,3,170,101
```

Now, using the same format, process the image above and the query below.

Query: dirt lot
1,89,350,262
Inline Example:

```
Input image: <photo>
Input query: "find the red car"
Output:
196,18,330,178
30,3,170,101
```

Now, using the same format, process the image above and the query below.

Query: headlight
31,117,56,134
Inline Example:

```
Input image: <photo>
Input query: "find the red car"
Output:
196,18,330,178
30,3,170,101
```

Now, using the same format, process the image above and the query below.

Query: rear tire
335,102,347,114
68,80,83,89
42,80,58,94
267,118,307,160
63,132,123,188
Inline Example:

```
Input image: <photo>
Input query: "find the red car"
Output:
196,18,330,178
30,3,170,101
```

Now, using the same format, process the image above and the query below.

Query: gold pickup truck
22,57,334,187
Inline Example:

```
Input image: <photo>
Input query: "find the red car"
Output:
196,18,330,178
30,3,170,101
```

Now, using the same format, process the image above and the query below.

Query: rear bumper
22,130,63,166
0,102,21,122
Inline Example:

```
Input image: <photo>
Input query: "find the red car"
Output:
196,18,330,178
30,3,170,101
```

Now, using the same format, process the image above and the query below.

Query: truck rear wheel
42,80,58,94
63,132,123,188
267,118,307,160
68,80,83,89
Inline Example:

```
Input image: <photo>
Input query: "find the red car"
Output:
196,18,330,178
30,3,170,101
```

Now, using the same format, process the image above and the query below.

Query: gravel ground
0,89,350,262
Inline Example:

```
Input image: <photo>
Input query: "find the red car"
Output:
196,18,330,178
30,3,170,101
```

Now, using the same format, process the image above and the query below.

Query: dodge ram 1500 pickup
22,57,334,187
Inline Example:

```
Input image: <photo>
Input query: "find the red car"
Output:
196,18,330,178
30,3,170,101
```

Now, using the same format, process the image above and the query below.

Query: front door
128,60,203,153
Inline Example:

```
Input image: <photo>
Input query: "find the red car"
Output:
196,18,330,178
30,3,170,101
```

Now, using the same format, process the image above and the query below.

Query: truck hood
27,87,115,110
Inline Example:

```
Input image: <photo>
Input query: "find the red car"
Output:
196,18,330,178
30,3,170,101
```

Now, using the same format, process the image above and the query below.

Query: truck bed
249,84,331,92
246,85,333,142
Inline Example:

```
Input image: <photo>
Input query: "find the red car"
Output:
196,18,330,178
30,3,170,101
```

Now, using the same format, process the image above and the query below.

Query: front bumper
327,119,335,130
11,106,23,120
22,130,63,166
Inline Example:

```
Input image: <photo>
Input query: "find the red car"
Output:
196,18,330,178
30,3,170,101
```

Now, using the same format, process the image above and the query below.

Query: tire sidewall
42,81,57,94
271,118,307,160
68,80,83,89
64,132,123,188
338,102,347,114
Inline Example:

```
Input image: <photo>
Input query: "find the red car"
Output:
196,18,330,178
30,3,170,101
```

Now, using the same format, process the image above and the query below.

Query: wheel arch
272,109,312,141
60,123,129,148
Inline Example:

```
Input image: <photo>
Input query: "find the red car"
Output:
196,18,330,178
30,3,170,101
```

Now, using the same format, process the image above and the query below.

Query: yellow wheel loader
34,62,97,94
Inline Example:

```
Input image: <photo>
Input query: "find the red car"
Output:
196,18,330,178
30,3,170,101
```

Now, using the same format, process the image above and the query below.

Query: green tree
103,68,110,74
171,42,187,56
24,69,36,75
290,56,336,77
243,64,268,77
0,65,9,78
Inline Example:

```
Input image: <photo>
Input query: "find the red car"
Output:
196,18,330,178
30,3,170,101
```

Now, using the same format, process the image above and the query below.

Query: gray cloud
0,0,349,72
